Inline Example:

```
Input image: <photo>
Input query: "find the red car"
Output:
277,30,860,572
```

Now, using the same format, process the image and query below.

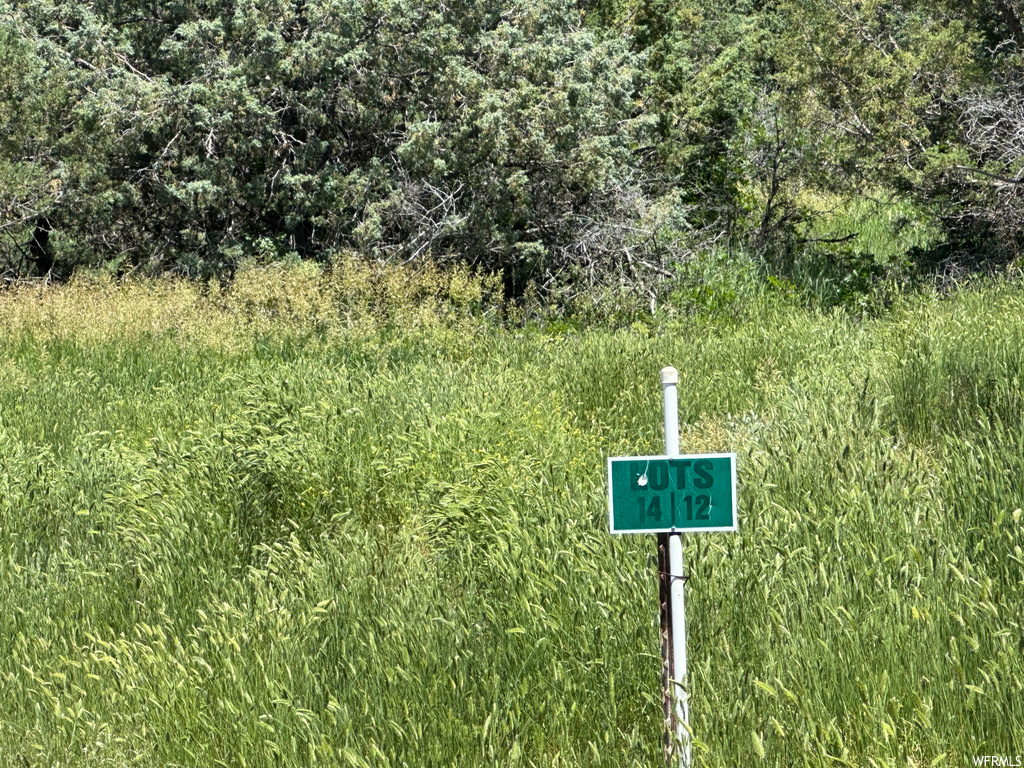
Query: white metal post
661,366,690,768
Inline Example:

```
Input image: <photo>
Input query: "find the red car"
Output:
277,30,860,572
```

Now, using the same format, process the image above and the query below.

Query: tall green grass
1,267,1023,766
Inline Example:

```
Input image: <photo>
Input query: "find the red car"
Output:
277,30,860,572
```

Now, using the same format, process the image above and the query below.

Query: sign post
607,367,738,767
663,367,689,768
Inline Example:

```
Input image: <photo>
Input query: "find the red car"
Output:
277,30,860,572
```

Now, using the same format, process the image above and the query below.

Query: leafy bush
0,0,661,293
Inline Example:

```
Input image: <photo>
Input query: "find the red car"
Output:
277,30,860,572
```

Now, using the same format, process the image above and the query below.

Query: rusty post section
657,530,675,759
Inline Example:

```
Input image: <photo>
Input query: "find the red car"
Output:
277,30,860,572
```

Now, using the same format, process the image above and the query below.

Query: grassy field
1,263,1023,766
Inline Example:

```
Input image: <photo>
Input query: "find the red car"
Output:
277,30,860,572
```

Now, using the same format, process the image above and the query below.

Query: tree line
1,0,1022,299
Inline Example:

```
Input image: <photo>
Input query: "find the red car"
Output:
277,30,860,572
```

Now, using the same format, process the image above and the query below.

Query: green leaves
4,0,1024,299
0,0,655,286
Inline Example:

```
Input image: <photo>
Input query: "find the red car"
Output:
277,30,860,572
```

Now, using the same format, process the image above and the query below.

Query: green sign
607,453,737,534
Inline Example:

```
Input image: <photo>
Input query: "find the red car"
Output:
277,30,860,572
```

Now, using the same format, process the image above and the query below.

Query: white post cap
661,366,679,385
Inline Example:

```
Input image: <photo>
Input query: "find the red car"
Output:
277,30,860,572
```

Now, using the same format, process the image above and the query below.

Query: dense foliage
1,0,1024,296
2,266,1024,764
